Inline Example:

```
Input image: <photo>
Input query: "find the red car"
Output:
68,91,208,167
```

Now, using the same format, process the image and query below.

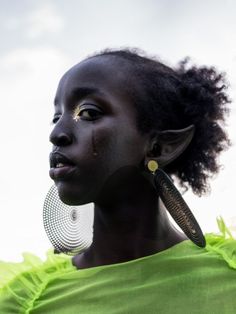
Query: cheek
56,123,146,205
90,125,117,171
91,129,98,156
92,123,146,172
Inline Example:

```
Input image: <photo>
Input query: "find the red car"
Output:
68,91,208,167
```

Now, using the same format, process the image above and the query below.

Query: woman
0,49,235,313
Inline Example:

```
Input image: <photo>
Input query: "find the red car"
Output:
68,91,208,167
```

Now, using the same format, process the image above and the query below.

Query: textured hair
89,48,231,196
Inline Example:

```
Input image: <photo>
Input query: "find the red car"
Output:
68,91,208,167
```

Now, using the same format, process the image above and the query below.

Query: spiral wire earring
43,185,93,255
147,160,206,247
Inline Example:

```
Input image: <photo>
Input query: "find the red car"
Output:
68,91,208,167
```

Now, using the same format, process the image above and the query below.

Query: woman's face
49,56,149,205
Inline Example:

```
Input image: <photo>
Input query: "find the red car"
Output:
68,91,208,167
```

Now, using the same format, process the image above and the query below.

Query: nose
49,125,73,147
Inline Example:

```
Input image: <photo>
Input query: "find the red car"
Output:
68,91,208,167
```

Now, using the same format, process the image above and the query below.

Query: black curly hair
88,48,231,196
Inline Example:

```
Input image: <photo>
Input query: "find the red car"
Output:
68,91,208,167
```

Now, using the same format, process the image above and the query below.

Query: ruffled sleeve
205,217,236,270
0,249,74,313
1,218,235,313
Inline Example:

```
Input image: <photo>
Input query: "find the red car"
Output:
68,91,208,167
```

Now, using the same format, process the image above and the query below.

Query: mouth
50,152,75,168
49,152,77,180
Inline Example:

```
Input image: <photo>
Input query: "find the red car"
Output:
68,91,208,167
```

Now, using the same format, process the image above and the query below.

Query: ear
145,125,195,167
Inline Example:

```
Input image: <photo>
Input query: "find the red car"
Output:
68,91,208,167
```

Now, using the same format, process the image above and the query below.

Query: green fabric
0,223,236,313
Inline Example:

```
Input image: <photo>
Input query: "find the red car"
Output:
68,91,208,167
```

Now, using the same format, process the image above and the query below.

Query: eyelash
73,104,103,121
51,105,103,124
75,108,102,121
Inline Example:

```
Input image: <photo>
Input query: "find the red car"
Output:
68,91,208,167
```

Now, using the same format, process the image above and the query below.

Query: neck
72,171,186,269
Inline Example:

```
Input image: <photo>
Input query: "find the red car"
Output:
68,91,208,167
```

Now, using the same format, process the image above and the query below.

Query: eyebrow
54,87,104,106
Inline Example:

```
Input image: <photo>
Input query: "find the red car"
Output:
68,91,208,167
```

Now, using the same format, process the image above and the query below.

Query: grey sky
0,0,235,261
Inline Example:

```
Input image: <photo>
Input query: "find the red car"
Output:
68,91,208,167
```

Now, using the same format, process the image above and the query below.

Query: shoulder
0,250,74,313
204,217,236,270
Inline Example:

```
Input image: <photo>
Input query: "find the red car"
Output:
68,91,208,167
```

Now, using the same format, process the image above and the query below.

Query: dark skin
49,56,190,269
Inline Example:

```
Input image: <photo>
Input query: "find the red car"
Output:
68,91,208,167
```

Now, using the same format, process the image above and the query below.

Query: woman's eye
73,104,103,121
51,115,61,124
79,109,102,120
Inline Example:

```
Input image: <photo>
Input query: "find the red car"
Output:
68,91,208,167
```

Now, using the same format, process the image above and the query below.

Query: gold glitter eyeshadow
73,106,81,122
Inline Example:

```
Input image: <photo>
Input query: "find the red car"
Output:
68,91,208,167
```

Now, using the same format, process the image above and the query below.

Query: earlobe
146,124,195,167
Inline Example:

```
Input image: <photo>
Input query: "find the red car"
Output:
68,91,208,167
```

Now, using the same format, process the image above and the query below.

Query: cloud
0,46,68,74
26,3,65,39
3,3,65,39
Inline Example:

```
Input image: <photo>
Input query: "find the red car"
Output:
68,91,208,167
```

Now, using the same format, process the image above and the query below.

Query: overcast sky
0,0,236,261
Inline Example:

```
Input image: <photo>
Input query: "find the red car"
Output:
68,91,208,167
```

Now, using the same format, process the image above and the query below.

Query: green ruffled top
0,218,236,314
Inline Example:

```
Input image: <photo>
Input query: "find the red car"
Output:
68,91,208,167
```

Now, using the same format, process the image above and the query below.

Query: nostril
50,132,72,146
58,134,72,146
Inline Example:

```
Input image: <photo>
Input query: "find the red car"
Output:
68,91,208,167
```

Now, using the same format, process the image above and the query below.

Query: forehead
55,56,132,102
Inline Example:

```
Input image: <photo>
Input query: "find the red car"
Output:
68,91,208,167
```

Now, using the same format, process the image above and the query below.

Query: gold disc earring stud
147,160,158,173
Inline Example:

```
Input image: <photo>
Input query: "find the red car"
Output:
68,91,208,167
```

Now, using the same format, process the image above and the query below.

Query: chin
55,181,92,206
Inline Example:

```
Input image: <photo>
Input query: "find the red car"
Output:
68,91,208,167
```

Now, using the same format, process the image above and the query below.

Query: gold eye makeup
72,103,103,122
73,105,81,122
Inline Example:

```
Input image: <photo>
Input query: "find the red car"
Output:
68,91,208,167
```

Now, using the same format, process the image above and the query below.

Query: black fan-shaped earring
147,160,206,248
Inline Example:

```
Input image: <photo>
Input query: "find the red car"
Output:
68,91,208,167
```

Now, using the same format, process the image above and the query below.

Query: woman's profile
0,48,235,313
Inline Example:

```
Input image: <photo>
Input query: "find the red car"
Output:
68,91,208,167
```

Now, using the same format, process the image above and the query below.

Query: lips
49,152,77,180
49,152,75,168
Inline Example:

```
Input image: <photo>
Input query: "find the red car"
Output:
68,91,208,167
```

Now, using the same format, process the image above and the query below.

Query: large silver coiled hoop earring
147,160,206,248
43,185,93,255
